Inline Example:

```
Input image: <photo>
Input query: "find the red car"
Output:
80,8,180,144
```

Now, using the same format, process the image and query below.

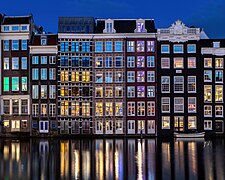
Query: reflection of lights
82,150,90,179
136,140,143,180
74,150,80,179
11,143,20,162
96,140,103,180
3,146,9,160
60,141,69,178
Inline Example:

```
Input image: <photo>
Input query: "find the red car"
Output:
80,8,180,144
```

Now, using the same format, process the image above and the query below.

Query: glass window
162,117,170,129
127,41,135,52
41,104,47,117
3,26,9,31
105,87,113,98
95,87,103,98
188,57,196,68
71,57,79,67
41,68,47,80
147,101,155,116
204,120,212,130
4,58,9,70
136,22,144,32
3,77,9,91
49,56,56,64
21,100,28,114
115,102,123,116
127,71,135,82
204,58,212,68
161,76,170,93
49,104,56,117
71,102,79,117
12,40,19,50
82,42,90,52
72,87,79,96
21,57,27,69
147,86,155,97
174,76,184,93
215,58,223,68
71,72,79,82
127,86,135,97
188,76,196,93
95,41,103,52
32,85,39,99
60,42,69,52
3,40,9,51
147,41,155,52
137,56,145,67
49,85,56,99
137,86,145,97
105,41,112,52
41,56,47,64
174,44,183,53
32,104,39,117
215,70,223,82
3,100,10,114
60,71,69,82
12,77,19,91
137,41,145,52
60,56,68,66
115,86,123,97
105,56,113,68
12,26,19,31
12,100,19,114
21,77,27,91
115,41,123,52
82,71,90,82
147,71,155,82
49,68,56,80
71,42,79,52
174,97,184,112
215,85,223,102
161,45,169,53
115,72,123,83
105,102,113,116
174,58,183,68
32,56,39,64
127,56,135,68
137,71,145,82
137,102,145,116
147,56,155,67
215,105,223,117
22,40,27,50
204,70,212,82
188,97,196,113
162,97,170,113
60,86,69,96
161,58,170,69
41,85,47,99
96,102,103,116
204,105,212,117
187,44,196,53
96,72,103,83
115,56,122,67
95,57,103,68
213,42,220,48
82,57,90,67
12,57,19,69
204,85,212,103
21,25,28,31
127,102,135,116
188,116,197,129
105,72,113,83
32,69,39,80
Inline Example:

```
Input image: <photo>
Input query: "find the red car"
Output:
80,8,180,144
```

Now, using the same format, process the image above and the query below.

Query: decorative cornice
29,45,58,54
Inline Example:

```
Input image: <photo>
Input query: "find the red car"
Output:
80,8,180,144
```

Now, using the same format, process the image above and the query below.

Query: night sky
0,0,224,38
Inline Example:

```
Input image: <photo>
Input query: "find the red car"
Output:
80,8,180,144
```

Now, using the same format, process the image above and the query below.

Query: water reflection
0,138,224,180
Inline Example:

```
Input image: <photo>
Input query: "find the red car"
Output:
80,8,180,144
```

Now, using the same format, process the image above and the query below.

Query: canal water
0,138,224,180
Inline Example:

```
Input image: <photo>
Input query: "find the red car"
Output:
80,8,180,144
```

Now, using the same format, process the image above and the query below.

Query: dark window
82,57,90,67
72,57,79,67
61,56,69,66
82,87,89,96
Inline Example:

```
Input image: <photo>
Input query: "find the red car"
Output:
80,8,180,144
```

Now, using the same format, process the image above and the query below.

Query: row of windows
204,85,223,103
32,85,56,99
126,56,155,68
3,77,27,92
127,41,155,52
95,102,123,116
161,57,196,69
60,71,90,83
60,87,90,97
3,40,27,51
32,104,56,117
127,101,155,116
32,68,56,80
127,71,155,83
3,99,28,115
95,56,123,68
161,44,196,54
161,97,196,113
95,41,123,53
204,70,223,83
204,58,223,68
60,42,91,52
3,120,28,130
3,57,27,70
32,56,56,64
161,76,196,93
95,121,124,132
127,86,155,98
3,25,28,32
60,56,90,67
204,105,224,117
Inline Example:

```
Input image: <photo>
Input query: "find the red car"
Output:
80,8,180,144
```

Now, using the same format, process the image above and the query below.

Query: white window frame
174,97,184,113
204,120,212,130
204,105,212,117
161,97,170,113
188,97,196,113
215,105,223,117
161,76,170,93
174,76,184,93
161,58,170,69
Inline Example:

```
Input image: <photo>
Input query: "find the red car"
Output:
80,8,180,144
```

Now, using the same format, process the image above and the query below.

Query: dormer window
3,26,9,31
103,19,115,33
41,36,47,46
106,22,113,33
213,42,220,48
21,25,28,31
135,19,147,33
12,26,19,31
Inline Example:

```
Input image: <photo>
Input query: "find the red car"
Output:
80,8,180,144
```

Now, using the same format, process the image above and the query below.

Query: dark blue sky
1,0,225,38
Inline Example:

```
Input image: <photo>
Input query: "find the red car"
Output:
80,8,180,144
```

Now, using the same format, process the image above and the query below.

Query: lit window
115,56,123,67
147,71,155,82
115,41,123,52
96,102,103,116
204,58,212,68
213,42,220,48
137,41,145,52
204,85,212,102
95,72,103,83
161,45,169,53
174,76,184,93
41,85,47,99
187,44,196,53
3,40,9,51
188,116,197,129
82,71,90,82
49,68,56,80
147,41,154,52
127,41,135,52
12,40,19,50
105,87,113,98
215,58,223,68
127,56,135,68
137,102,145,116
161,76,170,93
174,58,183,68
137,86,145,97
21,77,27,91
136,22,144,32
173,44,183,53
162,116,170,129
105,56,113,68
22,40,27,50
71,72,79,82
32,85,39,99
3,120,9,128
60,56,68,66
60,71,69,82
60,42,69,52
95,87,103,98
188,57,196,68
204,105,212,117
174,97,184,113
162,97,170,113
4,58,9,70
105,72,113,83
105,102,113,116
12,26,19,31
215,70,223,82
61,86,69,96
137,56,145,67
188,97,196,113
71,42,79,52
115,86,123,97
215,105,223,117
95,41,103,52
82,42,90,52
3,77,9,91
147,101,155,116
215,85,223,102
49,85,56,99
147,86,155,97
127,71,135,82
21,57,27,69
71,102,79,116
161,58,170,69
127,102,135,116
127,86,135,97
95,57,103,68
115,102,123,116
147,56,155,67
61,101,69,116
204,120,212,130
137,71,145,82
115,71,123,83
12,77,19,91
12,57,19,69
105,41,112,52
41,68,47,80
204,70,212,82
188,76,196,93
32,56,39,64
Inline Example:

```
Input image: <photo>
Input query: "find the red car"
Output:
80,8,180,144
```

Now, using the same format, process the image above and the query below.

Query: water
0,138,224,180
